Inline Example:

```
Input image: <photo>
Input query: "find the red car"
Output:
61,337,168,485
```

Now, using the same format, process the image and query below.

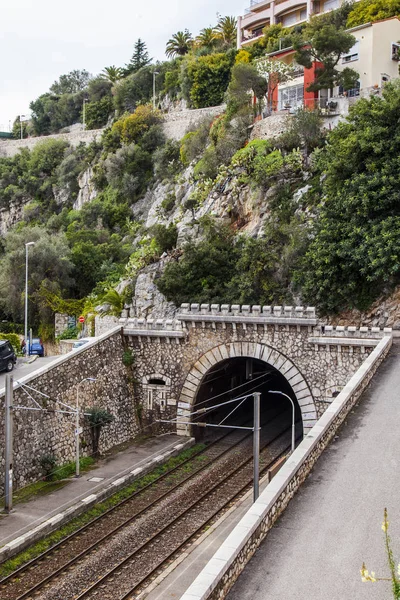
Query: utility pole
153,71,159,110
5,375,14,513
24,242,35,354
253,391,261,502
82,98,88,130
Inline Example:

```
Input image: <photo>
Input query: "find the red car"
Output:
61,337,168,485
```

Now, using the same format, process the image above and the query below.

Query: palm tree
196,27,217,48
101,66,124,84
98,289,124,317
166,30,193,57
215,15,237,46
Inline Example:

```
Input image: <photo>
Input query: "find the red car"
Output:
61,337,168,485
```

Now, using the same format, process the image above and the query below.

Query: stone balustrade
122,317,185,339
179,303,316,318
315,325,392,338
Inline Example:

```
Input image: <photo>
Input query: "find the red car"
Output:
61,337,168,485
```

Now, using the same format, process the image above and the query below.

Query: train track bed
0,411,294,600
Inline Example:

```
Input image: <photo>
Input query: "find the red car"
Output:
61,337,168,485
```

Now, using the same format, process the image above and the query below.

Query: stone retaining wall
0,129,104,158
0,327,138,496
180,334,392,600
162,105,225,141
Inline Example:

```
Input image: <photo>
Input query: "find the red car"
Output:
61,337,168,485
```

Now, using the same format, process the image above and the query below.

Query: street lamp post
268,390,296,453
82,98,89,130
76,377,97,477
153,71,160,110
24,242,35,354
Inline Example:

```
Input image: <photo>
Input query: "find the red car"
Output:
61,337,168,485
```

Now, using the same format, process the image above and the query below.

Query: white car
71,337,97,350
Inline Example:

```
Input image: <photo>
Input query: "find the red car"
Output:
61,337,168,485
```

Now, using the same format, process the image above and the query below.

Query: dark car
0,340,17,373
29,338,45,357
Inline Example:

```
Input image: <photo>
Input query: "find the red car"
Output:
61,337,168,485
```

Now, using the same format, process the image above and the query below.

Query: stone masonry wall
125,305,384,436
0,328,138,496
0,129,104,158
181,334,392,600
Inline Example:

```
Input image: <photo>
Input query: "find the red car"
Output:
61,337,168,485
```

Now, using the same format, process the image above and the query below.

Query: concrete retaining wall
180,334,392,600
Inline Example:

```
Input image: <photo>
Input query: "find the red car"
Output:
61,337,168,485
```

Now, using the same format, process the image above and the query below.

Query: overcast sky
0,0,246,130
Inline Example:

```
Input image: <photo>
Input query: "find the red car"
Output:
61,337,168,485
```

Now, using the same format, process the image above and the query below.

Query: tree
166,30,193,57
50,70,92,94
226,62,268,117
85,97,114,129
85,407,114,457
184,53,233,108
0,226,74,326
255,57,297,112
214,15,237,46
113,67,154,113
101,65,123,84
347,0,400,28
97,288,123,317
124,39,151,75
294,16,359,92
300,81,400,313
196,27,217,49
276,108,324,156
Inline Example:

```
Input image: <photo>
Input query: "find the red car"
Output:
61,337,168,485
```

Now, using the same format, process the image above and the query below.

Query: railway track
75,429,293,600
0,407,291,600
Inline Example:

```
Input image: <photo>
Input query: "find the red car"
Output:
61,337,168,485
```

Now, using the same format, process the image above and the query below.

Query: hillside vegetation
1,0,400,337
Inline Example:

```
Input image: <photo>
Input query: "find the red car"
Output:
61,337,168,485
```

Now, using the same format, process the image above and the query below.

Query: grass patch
0,443,205,579
11,457,96,506
13,481,68,505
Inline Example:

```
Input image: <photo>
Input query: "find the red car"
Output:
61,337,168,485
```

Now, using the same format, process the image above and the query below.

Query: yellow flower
360,564,376,583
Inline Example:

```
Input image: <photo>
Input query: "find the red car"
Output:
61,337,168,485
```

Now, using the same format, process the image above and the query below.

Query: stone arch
178,342,317,435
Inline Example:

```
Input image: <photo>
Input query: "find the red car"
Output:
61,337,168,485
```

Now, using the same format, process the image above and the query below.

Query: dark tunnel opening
191,357,304,444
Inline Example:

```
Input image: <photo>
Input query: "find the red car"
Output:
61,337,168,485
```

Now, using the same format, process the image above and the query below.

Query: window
338,80,360,97
279,84,304,110
342,41,359,64
300,8,307,19
391,42,400,61
281,12,298,27
323,0,339,11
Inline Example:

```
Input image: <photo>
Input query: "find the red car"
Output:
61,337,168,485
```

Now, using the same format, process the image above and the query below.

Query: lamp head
25,242,35,247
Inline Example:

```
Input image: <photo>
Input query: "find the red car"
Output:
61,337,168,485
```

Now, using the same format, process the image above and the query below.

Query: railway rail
0,409,297,600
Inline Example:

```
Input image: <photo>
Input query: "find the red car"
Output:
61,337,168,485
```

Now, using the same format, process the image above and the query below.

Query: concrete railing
179,304,316,318
122,318,185,339
180,333,392,600
317,325,392,338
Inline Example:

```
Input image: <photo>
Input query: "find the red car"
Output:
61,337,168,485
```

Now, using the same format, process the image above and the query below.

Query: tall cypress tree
124,39,151,75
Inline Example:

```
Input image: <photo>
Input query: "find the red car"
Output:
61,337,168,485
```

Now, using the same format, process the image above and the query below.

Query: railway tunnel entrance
190,356,304,445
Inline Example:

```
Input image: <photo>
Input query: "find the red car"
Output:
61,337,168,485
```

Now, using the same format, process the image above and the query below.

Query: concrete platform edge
0,437,195,564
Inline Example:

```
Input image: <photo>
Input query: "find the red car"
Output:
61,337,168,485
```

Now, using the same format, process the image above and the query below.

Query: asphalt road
0,355,58,392
227,341,400,600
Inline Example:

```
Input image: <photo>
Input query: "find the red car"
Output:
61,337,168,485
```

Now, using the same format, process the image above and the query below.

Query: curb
0,437,195,564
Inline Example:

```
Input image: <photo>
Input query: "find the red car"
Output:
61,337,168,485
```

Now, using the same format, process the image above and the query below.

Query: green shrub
160,193,176,214
0,333,21,353
180,116,213,165
85,96,114,130
150,223,178,253
184,53,233,108
153,140,182,180
57,326,79,340
39,455,58,481
122,349,135,367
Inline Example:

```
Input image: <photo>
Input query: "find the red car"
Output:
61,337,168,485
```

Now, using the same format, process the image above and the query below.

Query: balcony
245,0,270,13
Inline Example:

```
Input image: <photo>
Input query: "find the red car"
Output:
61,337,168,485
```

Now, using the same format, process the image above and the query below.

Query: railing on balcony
241,29,265,42
245,0,269,13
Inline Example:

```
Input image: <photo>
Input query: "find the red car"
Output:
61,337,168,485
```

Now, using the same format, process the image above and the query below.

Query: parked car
72,337,96,351
29,338,45,357
0,340,17,372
